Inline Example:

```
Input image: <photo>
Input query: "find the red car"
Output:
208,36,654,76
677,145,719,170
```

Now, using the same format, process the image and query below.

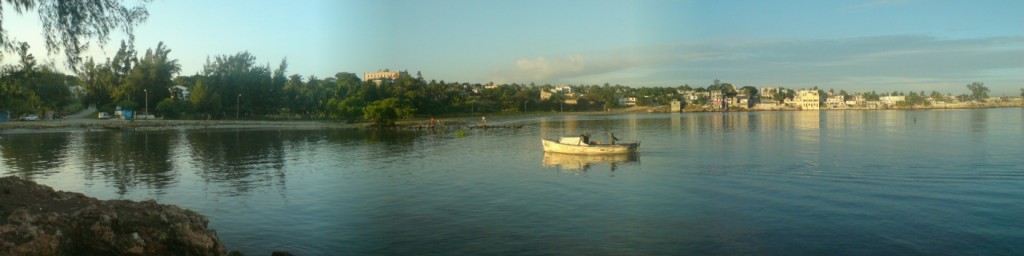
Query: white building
825,95,846,108
363,69,409,84
170,85,190,100
879,95,906,105
793,90,821,110
618,97,637,106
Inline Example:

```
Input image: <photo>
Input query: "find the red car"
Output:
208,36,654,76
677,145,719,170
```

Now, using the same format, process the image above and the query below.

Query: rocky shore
0,176,226,255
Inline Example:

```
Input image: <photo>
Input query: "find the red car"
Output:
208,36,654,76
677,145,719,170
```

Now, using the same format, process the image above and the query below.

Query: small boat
541,135,639,155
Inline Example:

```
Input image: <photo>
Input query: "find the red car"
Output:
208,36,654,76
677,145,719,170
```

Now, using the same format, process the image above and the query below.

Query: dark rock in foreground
0,176,226,255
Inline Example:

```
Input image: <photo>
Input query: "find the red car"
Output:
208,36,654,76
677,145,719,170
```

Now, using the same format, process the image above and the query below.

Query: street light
236,93,242,120
143,89,148,120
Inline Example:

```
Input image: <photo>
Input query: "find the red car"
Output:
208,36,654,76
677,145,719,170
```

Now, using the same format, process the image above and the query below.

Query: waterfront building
880,95,906,106
670,100,682,112
793,89,822,110
826,95,846,108
709,90,724,108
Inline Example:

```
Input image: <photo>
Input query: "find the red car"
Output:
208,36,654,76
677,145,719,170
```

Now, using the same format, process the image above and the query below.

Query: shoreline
2,104,1020,133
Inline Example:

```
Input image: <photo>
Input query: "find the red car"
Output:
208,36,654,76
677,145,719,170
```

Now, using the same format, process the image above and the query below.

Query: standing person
581,130,591,144
482,116,487,126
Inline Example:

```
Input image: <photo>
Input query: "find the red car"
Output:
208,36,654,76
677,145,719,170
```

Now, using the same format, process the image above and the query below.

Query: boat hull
541,139,639,155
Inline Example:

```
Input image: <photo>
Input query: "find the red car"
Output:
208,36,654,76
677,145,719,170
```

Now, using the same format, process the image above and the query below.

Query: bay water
2,108,1023,255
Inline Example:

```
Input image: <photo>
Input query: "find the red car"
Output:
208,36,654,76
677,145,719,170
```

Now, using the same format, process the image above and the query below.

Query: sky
3,0,1024,95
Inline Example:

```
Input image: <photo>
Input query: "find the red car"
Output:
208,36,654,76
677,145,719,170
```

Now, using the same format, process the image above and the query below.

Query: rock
271,251,295,256
0,176,227,255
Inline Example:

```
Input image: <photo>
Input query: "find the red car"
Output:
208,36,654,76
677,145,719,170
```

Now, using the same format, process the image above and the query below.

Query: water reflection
0,132,70,179
186,129,290,195
80,130,178,195
541,152,638,174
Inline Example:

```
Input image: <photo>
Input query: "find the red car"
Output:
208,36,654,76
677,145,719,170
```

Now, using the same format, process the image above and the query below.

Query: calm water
2,109,1024,255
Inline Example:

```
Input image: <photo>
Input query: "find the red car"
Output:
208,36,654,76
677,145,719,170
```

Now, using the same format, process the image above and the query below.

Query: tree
201,51,272,118
1,0,151,69
0,43,73,114
123,42,180,114
966,82,989,101
155,98,188,118
363,98,414,127
190,80,221,117
1020,88,1023,98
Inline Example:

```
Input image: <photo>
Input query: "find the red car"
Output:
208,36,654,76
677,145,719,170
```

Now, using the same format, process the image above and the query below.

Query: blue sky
4,0,1024,95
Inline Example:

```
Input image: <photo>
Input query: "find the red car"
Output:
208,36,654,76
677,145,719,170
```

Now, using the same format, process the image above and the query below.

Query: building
879,95,906,105
759,87,780,98
618,97,637,106
170,85,190,100
68,85,86,99
670,100,682,112
536,90,552,100
793,90,821,110
709,90,732,109
555,85,574,94
825,95,846,108
363,69,409,84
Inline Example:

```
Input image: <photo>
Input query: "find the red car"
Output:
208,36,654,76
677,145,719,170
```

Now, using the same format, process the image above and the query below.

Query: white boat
541,136,639,155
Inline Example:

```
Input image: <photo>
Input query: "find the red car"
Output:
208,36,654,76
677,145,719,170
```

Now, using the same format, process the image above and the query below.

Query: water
2,109,1023,255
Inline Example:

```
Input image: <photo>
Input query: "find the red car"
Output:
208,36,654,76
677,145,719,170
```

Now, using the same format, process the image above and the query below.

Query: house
709,90,724,108
760,87,780,97
618,97,637,107
825,95,846,108
793,90,821,110
540,90,553,101
879,95,906,105
170,85,190,100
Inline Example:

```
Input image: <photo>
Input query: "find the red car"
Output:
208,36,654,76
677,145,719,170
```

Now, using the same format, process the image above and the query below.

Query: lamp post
143,89,148,120
236,93,241,120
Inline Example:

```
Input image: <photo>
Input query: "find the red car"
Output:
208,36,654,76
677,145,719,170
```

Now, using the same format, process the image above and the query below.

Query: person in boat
608,133,619,145
580,130,591,145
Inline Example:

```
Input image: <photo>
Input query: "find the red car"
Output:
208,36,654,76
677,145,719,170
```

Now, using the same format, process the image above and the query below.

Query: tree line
2,41,633,124
0,41,1014,125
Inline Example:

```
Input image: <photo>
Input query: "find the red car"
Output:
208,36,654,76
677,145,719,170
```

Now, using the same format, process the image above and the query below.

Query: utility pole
143,89,148,120
236,93,242,120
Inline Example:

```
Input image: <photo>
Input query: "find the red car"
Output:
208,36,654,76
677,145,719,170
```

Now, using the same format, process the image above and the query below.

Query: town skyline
3,0,1023,95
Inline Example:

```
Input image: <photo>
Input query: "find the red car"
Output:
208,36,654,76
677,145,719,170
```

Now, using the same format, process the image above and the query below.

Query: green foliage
124,42,180,112
156,98,189,119
966,82,989,101
898,91,930,107
0,0,151,69
0,43,74,115
118,100,139,110
363,98,415,127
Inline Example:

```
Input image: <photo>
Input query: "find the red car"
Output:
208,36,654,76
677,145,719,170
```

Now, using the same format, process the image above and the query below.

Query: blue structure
123,110,134,120
0,111,9,122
